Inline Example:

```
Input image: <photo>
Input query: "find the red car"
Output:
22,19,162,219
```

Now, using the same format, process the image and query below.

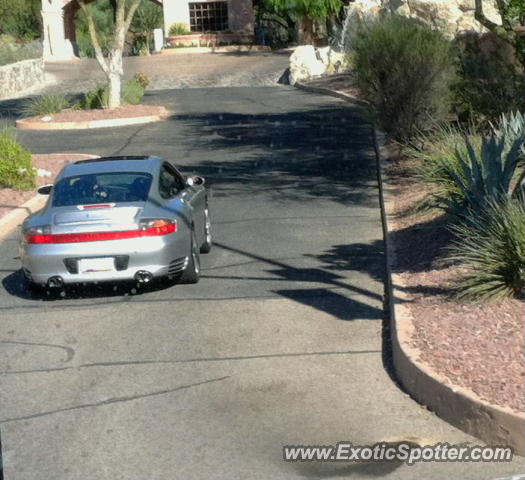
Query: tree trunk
79,0,142,110
107,51,123,109
108,70,122,109
297,18,314,45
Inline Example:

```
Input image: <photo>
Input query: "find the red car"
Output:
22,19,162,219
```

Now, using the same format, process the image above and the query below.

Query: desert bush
0,40,42,66
133,71,150,89
447,197,525,301
0,128,35,190
80,77,145,109
169,23,191,35
353,15,455,142
22,93,70,117
122,77,145,105
453,32,525,126
79,84,109,109
0,34,16,45
0,0,41,40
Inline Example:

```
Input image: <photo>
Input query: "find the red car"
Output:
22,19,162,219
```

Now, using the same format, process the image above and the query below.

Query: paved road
0,87,521,479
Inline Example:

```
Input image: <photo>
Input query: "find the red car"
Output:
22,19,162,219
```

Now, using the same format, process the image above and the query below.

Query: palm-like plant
448,197,525,300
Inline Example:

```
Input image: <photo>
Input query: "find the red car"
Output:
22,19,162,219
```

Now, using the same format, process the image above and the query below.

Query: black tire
200,205,212,254
179,230,201,284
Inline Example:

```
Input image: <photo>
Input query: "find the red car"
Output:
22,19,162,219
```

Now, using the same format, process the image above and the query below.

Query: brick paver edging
295,80,525,455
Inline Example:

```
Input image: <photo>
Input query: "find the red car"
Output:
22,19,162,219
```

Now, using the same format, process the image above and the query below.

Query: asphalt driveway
0,87,521,479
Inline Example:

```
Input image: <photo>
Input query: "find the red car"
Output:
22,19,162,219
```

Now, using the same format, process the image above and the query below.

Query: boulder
288,45,326,85
406,0,464,37
344,0,502,38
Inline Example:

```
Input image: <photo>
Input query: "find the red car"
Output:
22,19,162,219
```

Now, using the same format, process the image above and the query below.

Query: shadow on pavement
1,268,174,302
168,106,378,207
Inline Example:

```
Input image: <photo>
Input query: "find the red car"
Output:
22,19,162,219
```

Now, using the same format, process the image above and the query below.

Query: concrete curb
374,129,525,455
0,154,100,241
160,45,272,55
294,81,368,108
295,80,525,454
16,112,169,131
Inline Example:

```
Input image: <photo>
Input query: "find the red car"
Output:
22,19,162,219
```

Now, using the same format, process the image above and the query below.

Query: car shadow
1,268,176,301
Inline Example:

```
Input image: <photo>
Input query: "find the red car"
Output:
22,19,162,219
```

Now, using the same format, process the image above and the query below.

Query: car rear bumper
20,235,189,285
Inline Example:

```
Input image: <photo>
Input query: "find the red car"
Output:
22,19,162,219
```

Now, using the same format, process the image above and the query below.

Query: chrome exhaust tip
135,271,153,284
47,276,64,289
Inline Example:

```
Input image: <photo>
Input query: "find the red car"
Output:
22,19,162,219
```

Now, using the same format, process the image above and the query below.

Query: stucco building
41,0,254,61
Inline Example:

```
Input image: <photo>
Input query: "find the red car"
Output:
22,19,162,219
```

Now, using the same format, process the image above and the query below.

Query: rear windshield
52,172,153,207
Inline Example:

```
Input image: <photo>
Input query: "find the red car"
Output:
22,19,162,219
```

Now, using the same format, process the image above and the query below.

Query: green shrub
131,35,151,56
122,78,145,105
80,84,109,109
353,15,455,142
453,32,525,127
0,40,42,66
133,71,150,89
0,128,35,190
0,0,41,40
169,22,191,35
447,197,525,301
0,34,16,45
80,78,145,109
22,93,70,117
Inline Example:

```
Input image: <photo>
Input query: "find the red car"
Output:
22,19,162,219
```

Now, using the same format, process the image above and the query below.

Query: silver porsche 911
19,155,212,290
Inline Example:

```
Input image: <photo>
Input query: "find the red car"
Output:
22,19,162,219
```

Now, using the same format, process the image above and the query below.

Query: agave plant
448,197,525,301
490,110,525,154
409,126,480,210
441,131,525,214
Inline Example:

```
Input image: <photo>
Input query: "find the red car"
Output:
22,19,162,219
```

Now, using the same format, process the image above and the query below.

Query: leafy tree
475,0,525,68
265,0,342,44
129,1,163,55
76,0,115,58
78,0,142,109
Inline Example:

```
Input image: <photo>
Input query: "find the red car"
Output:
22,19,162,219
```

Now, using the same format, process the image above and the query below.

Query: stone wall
0,58,45,100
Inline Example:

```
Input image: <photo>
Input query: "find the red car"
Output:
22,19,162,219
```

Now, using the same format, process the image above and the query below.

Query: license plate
78,257,115,274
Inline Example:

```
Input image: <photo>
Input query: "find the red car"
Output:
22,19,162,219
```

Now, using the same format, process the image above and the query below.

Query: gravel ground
387,156,525,414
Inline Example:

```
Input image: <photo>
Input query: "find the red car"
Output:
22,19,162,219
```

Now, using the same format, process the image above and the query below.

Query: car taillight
139,219,177,236
25,220,177,244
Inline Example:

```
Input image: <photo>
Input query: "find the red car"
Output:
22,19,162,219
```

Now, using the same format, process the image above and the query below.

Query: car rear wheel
179,230,200,284
200,206,212,254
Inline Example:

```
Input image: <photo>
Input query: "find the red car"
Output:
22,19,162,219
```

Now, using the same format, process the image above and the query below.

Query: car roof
58,156,164,178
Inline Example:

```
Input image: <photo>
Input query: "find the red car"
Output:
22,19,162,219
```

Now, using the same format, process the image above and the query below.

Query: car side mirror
37,184,53,195
188,176,205,186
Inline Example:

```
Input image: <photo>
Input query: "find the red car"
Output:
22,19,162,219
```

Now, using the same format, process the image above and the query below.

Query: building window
189,2,229,32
